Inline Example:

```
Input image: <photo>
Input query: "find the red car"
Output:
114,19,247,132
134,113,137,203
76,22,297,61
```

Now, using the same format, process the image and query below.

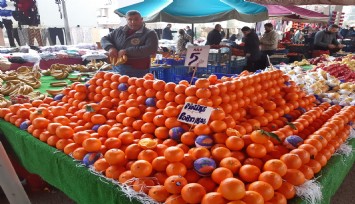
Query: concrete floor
0,164,354,204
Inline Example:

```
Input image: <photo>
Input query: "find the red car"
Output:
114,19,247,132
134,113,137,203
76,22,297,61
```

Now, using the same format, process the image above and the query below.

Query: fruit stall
0,63,354,204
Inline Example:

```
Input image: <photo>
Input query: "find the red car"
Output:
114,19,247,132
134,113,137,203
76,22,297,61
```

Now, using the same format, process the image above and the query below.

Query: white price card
178,102,213,125
184,46,210,68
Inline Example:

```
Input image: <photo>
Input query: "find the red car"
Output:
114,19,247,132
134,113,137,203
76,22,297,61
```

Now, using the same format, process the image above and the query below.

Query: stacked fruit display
282,67,355,106
0,70,354,204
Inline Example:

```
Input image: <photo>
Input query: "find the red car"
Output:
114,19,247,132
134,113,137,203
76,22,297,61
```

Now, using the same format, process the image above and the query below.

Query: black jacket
243,31,261,61
162,27,173,40
206,29,222,45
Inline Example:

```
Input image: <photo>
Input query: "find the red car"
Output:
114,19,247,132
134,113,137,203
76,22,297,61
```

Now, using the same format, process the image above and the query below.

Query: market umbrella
115,0,268,23
246,0,355,5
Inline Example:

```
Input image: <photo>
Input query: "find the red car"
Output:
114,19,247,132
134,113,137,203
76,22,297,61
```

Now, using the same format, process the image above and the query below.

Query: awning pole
62,0,72,45
192,23,194,43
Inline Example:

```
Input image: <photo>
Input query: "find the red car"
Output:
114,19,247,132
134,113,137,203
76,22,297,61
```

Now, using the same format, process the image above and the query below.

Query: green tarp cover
0,121,354,204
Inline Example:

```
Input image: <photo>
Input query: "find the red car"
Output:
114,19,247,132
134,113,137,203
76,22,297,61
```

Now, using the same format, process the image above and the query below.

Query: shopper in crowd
340,25,349,39
101,10,158,77
293,28,304,44
314,24,345,54
225,34,238,48
162,24,174,40
260,23,278,68
176,29,192,55
185,26,194,38
206,24,222,45
282,28,295,42
240,26,261,72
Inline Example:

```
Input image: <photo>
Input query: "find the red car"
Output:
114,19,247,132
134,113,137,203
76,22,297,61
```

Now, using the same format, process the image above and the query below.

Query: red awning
267,5,328,18
247,0,355,5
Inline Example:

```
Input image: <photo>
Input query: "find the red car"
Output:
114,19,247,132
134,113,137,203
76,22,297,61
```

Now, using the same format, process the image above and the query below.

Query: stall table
9,58,83,71
0,75,354,204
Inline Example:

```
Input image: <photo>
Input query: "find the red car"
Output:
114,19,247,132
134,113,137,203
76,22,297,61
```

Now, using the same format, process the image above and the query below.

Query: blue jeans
113,64,149,78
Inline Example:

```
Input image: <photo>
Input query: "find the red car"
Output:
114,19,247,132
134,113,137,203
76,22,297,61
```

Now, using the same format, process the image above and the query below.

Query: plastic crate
150,67,168,81
208,48,231,64
229,58,246,74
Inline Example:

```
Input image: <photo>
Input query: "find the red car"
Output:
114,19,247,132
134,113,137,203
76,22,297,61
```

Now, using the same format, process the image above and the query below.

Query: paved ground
1,164,354,204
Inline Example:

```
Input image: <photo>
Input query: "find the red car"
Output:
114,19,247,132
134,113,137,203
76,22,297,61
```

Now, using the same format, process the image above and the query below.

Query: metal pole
62,0,72,45
191,23,194,43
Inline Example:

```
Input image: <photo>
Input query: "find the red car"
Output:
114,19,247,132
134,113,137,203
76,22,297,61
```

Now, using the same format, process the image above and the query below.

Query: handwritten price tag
178,102,213,125
184,46,210,68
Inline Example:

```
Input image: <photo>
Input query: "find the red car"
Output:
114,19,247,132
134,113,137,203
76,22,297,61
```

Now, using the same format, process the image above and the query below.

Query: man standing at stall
206,24,222,45
260,23,279,68
162,24,174,40
314,24,345,54
240,26,261,72
101,10,158,77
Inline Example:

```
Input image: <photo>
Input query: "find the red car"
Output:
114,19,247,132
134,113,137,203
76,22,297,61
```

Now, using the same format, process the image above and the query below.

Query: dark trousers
2,19,15,47
13,28,21,46
245,58,261,72
48,27,65,45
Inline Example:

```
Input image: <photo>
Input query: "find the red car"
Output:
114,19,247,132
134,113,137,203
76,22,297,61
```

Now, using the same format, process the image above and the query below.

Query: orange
211,147,231,162
209,120,227,133
164,175,188,194
219,178,246,201
181,183,206,204
165,195,187,204
219,157,241,174
258,171,283,190
242,191,264,204
82,138,102,152
280,153,302,169
137,149,158,163
125,144,143,160
198,177,216,193
201,192,226,204
283,169,306,186
211,167,233,184
105,165,125,180
93,158,110,172
248,181,274,201
239,164,260,183
152,156,170,172
130,160,153,178
166,162,187,176
193,124,211,135
277,181,296,199
104,149,126,165
164,146,184,162
148,185,170,202
246,143,267,158
225,136,244,151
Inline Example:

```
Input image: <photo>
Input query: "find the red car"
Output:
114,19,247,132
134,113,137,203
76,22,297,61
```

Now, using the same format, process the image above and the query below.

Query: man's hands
118,49,127,58
109,48,127,58
108,47,118,58
328,44,336,49
337,44,345,49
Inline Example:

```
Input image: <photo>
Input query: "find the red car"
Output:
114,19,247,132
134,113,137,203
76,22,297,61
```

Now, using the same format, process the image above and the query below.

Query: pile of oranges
0,69,354,204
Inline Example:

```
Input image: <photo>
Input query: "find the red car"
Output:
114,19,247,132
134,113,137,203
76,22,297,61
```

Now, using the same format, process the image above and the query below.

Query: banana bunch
0,94,11,108
16,66,31,75
99,62,113,71
87,61,104,68
110,55,127,66
0,80,20,95
18,76,41,89
0,71,17,81
51,69,70,80
293,59,310,66
27,91,46,101
9,82,34,96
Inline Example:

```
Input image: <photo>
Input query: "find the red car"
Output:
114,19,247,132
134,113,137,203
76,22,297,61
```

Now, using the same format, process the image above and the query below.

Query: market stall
0,65,354,204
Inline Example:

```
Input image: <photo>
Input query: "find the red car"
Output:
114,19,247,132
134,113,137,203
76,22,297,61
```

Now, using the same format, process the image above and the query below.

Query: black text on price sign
184,46,210,67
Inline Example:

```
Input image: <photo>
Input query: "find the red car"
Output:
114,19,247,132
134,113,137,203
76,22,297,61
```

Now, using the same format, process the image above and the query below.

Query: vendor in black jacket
206,24,222,45
240,26,261,72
